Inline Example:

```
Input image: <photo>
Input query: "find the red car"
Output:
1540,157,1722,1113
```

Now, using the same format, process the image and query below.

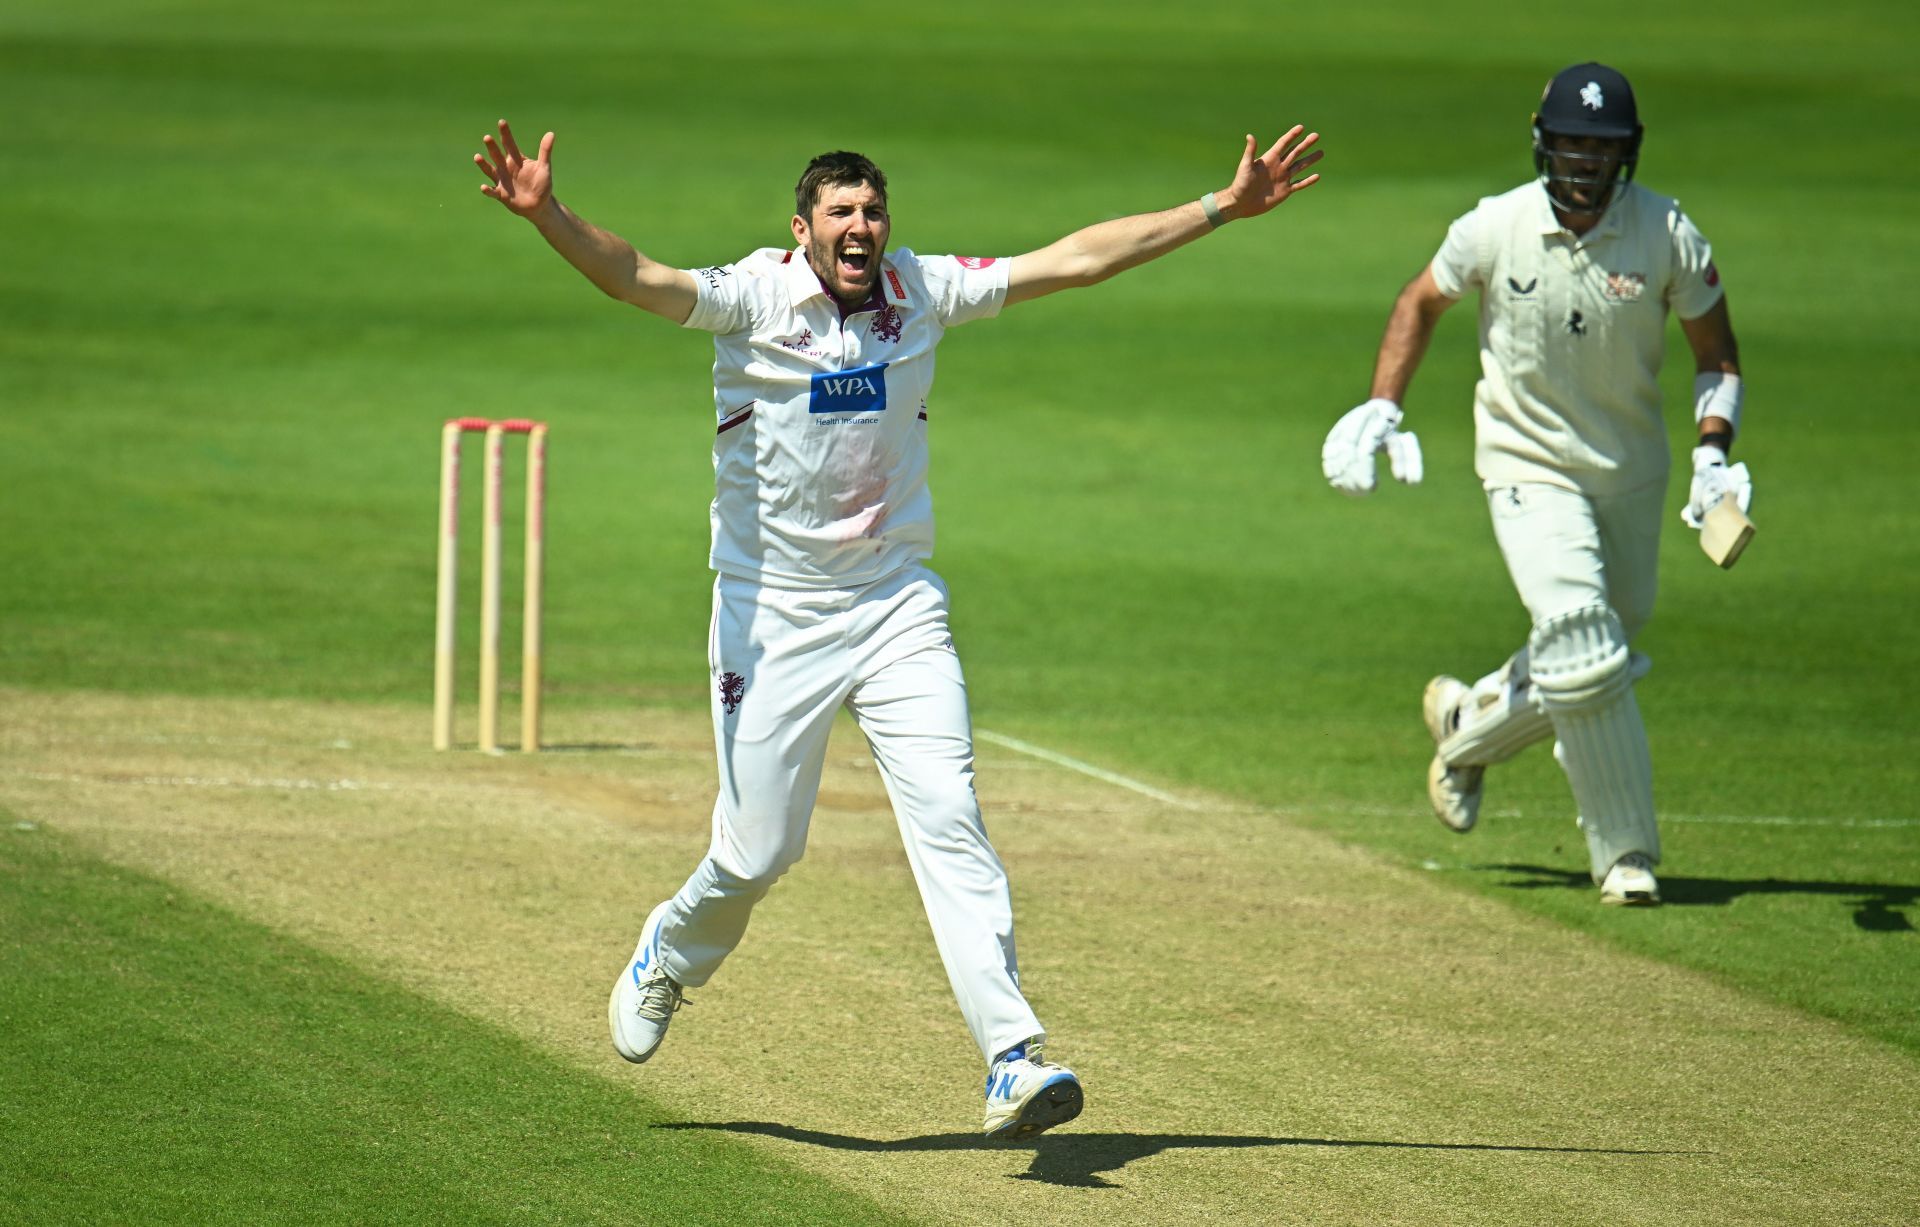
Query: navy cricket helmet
1530,62,1644,216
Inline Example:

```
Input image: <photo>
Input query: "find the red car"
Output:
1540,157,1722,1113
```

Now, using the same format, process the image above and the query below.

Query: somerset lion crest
718,671,746,715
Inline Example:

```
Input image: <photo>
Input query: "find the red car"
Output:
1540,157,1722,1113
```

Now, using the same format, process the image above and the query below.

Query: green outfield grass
4,0,1917,1220
0,823,904,1226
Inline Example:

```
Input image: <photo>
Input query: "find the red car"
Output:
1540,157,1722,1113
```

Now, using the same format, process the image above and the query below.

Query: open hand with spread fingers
475,119,555,218
1209,126,1324,222
1323,398,1423,496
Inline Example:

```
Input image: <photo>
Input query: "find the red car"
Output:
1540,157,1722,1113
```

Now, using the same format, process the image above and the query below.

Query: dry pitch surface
3,686,1916,1225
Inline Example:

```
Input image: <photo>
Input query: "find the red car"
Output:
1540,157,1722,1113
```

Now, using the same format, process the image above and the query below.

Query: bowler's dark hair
794,151,888,219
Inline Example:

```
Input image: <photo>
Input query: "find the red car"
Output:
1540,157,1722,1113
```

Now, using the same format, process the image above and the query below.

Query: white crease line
971,735,1916,829
12,752,1907,830
0,735,356,751
975,729,1200,810
6,770,395,793
1330,804,1919,829
1662,813,1919,829
1319,804,1919,829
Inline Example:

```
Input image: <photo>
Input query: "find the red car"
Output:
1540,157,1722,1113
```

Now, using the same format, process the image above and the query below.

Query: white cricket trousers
1489,480,1665,878
1490,481,1663,641
652,562,1043,1064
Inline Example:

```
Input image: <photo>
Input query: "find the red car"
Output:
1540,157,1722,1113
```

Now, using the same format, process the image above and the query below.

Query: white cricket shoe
1423,675,1484,833
982,1041,1083,1140
608,900,686,1063
1600,852,1661,907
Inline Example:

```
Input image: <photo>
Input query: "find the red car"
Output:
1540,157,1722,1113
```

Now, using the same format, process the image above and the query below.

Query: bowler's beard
808,235,880,307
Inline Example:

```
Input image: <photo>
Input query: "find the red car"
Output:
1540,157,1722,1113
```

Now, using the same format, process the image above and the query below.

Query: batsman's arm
1005,127,1322,306
1366,266,1457,404
1323,262,1448,496
1680,296,1742,451
475,120,697,324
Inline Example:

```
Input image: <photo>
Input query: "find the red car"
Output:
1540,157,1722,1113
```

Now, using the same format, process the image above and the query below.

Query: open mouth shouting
806,232,881,307
838,239,873,285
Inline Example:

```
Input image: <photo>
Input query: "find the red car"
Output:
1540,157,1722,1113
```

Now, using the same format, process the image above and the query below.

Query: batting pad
1559,688,1661,880
1439,646,1653,768
1439,650,1554,768
1526,605,1658,878
1528,604,1631,712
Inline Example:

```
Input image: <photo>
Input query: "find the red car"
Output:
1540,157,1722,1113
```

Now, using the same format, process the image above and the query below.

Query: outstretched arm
475,119,698,324
1003,127,1323,307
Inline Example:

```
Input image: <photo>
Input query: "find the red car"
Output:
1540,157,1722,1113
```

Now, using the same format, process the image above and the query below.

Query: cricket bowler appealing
475,120,1322,1135
1319,63,1747,906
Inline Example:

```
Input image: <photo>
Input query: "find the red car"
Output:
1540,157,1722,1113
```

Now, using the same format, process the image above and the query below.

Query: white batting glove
1322,398,1423,496
1680,444,1754,528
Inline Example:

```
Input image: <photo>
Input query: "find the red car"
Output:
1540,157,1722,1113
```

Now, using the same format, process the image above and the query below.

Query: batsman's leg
1528,603,1660,887
1436,648,1554,768
1423,649,1551,833
1477,483,1660,893
1441,647,1651,763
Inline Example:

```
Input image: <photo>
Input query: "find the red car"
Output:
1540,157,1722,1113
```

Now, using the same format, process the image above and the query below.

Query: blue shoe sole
986,1074,1084,1140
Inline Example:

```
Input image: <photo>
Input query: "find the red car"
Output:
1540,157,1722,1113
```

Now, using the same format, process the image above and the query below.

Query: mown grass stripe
0,822,909,1227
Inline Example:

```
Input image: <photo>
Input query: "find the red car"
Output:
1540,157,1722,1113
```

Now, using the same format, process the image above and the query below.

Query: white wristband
1693,372,1743,434
1200,192,1225,229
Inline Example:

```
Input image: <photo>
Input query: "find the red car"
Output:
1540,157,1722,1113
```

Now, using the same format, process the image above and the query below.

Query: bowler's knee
909,782,988,850
708,848,802,899
708,811,809,894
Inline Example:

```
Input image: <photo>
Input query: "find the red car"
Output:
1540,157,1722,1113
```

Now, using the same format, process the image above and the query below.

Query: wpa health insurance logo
809,362,890,415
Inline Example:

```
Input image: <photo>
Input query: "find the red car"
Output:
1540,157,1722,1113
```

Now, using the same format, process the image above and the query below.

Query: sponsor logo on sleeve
1705,262,1720,287
955,256,997,269
695,266,731,290
809,362,890,415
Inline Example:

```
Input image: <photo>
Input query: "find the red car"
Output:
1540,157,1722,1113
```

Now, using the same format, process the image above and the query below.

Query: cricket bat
1700,498,1755,569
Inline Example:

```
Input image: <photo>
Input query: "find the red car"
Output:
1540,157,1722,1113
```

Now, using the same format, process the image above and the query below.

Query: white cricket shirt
1429,181,1724,496
681,247,1007,589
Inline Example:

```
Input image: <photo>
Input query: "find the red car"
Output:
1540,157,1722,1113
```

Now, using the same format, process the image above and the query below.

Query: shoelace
634,974,688,1023
989,1043,1055,1086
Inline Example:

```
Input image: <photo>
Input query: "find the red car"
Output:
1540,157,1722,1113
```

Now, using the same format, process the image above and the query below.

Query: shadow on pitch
654,1121,1692,1189
1483,863,1917,932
